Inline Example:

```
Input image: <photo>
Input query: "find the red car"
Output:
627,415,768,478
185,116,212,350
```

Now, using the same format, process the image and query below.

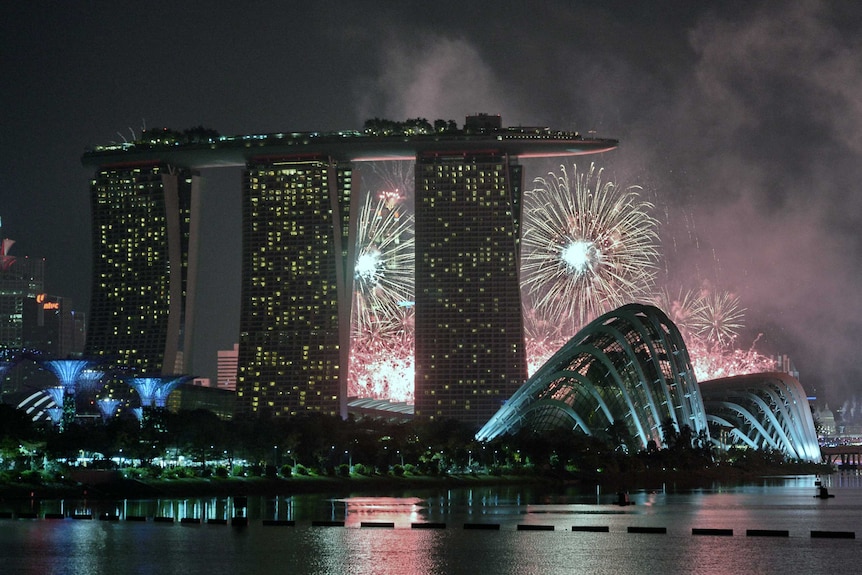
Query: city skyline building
85,164,199,376
81,117,617,423
413,150,527,425
237,157,353,418
217,343,239,390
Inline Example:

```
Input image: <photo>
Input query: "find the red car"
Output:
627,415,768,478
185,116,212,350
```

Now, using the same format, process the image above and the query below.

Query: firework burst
658,287,773,381
352,189,414,335
521,163,660,331
349,183,415,400
690,290,745,348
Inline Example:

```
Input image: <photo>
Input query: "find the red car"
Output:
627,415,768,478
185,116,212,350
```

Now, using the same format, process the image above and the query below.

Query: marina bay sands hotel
82,115,617,425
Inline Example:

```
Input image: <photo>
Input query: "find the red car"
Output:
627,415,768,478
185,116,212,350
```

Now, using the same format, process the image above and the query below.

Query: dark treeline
0,402,817,489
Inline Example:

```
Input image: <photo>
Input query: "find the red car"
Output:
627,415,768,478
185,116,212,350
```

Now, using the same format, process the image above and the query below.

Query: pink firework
349,174,415,402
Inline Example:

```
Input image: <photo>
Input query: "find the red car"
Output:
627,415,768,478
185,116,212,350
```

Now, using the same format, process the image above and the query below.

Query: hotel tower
83,117,616,425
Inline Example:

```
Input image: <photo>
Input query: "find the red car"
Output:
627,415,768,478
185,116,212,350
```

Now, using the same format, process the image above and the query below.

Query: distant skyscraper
217,343,239,390
0,235,45,349
236,157,353,418
23,294,85,357
85,164,199,375
413,151,527,425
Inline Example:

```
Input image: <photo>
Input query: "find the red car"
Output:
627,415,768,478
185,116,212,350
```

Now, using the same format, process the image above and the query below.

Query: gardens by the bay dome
476,303,820,463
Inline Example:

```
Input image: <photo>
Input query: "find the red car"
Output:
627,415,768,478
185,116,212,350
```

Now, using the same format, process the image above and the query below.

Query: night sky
3,1,861,404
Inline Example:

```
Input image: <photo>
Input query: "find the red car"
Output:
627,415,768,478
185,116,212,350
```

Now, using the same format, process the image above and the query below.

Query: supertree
40,359,94,430
96,398,122,422
127,377,162,408
153,375,192,407
128,375,191,427
76,369,104,393
521,163,660,351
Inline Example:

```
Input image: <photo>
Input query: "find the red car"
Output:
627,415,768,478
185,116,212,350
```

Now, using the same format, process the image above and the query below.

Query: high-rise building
82,118,616,425
0,237,45,349
217,343,239,390
85,163,199,376
236,157,353,418
413,151,527,425
22,294,85,357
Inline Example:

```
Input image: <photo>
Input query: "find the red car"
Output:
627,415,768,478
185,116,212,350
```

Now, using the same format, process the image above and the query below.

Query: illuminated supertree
128,375,190,426
96,398,122,422
44,386,65,408
521,163,660,336
76,369,104,393
40,359,94,430
47,407,63,426
153,375,192,407
127,377,162,408
349,184,415,400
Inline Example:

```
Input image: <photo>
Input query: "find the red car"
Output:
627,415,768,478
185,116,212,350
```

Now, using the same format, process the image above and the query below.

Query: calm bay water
1,473,861,575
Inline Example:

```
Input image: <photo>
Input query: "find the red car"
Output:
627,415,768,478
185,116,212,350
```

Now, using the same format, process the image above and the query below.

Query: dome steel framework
476,303,821,463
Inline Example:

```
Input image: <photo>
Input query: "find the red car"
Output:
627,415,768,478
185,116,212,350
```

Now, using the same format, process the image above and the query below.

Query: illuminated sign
43,302,60,310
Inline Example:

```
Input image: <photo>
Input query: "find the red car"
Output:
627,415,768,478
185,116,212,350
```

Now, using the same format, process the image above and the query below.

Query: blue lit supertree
96,398,122,422
76,369,104,393
127,377,162,408
40,359,94,431
128,375,191,427
153,375,192,408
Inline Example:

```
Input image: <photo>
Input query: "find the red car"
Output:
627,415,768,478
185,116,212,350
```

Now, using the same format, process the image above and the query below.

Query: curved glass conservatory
699,372,821,462
476,304,708,450
476,303,821,463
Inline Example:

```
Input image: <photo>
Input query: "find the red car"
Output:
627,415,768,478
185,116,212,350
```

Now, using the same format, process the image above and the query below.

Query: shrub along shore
0,460,831,501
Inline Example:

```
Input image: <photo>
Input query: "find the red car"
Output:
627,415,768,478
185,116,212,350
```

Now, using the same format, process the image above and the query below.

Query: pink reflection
340,496,426,528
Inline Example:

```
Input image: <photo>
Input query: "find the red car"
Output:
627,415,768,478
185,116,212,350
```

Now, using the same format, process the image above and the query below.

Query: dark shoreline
0,462,832,501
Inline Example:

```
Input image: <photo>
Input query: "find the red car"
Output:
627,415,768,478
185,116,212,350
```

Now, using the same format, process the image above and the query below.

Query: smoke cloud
353,1,862,402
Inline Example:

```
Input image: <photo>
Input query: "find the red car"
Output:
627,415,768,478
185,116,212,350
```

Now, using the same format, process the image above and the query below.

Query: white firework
522,163,660,329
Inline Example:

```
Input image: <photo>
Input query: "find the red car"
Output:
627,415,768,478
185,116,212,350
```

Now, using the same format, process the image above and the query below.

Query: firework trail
521,163,660,335
371,160,414,201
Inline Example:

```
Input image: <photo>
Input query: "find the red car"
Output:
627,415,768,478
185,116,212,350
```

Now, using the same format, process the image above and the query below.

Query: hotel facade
82,117,616,424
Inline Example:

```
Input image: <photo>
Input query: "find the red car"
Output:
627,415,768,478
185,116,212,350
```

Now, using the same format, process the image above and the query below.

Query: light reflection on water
1,473,861,575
